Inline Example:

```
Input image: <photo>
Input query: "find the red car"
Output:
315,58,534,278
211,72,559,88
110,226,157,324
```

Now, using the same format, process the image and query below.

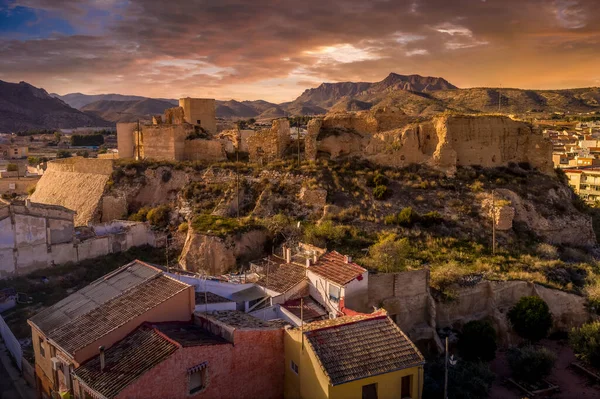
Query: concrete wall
179,98,217,134
0,214,159,278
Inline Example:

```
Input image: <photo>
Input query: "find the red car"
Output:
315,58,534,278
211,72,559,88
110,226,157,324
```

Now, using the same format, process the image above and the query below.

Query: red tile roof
73,325,179,399
48,274,189,354
256,260,306,293
308,251,366,286
304,315,424,386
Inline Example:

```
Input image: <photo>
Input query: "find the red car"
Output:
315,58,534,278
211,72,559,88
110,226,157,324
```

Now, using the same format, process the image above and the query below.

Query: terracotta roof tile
49,274,189,354
308,251,366,286
304,316,424,385
73,325,178,399
256,260,306,293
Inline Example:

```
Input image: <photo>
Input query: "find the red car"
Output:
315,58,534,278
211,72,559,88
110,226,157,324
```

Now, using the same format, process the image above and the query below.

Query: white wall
194,301,236,313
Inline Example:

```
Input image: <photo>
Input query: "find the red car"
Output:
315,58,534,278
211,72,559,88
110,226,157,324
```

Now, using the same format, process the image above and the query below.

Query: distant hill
81,98,180,123
52,93,178,109
0,80,112,132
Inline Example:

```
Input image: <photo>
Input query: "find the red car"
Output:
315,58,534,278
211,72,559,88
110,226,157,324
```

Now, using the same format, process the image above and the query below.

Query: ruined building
247,119,291,162
117,98,225,162
305,108,553,175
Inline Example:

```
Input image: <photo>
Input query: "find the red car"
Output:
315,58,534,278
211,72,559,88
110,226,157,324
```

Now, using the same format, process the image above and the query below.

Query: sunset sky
0,0,599,103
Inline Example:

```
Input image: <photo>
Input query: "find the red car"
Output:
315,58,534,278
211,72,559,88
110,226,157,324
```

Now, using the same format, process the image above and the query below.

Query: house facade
284,314,425,399
28,261,194,399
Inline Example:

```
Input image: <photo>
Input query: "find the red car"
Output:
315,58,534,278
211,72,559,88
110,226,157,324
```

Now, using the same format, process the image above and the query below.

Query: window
196,120,202,125
362,383,378,399
401,375,412,398
38,337,45,357
328,283,341,302
188,362,208,395
290,360,298,375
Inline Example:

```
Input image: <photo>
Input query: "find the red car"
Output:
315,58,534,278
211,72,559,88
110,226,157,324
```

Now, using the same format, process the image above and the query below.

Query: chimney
313,254,318,263
25,199,31,207
344,255,352,263
99,346,105,372
306,258,311,268
286,248,292,264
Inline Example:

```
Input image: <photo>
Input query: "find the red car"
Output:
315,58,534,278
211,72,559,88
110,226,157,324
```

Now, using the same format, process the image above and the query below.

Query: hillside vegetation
108,157,600,304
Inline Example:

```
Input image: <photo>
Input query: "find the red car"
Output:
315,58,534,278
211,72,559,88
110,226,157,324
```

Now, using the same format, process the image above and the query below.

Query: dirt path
490,339,600,399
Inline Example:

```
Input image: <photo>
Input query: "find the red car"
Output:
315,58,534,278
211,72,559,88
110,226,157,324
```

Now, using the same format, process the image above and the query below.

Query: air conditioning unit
51,357,61,371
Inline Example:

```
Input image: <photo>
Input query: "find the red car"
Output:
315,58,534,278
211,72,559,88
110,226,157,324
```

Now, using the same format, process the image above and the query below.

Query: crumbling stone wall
305,118,322,161
247,119,291,162
183,139,226,162
164,107,185,125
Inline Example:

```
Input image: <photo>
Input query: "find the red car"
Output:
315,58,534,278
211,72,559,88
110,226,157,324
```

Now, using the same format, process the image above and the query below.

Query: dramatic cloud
0,0,599,102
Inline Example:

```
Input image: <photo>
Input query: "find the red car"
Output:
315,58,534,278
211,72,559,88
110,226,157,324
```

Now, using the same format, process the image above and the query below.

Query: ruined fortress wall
179,98,217,134
314,113,553,175
117,122,136,159
30,158,112,226
438,115,553,173
139,125,186,161
248,119,291,161
183,139,226,162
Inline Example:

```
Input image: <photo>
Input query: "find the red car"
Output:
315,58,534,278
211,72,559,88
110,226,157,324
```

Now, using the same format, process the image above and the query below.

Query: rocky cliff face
312,111,553,175
178,229,268,274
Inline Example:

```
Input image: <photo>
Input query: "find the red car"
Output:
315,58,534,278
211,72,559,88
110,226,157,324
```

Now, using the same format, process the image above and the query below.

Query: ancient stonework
306,118,322,161
247,118,291,162
309,111,553,175
164,107,185,124
494,206,515,231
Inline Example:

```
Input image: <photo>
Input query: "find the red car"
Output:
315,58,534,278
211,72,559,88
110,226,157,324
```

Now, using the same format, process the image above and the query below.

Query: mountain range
0,81,112,132
2,73,600,132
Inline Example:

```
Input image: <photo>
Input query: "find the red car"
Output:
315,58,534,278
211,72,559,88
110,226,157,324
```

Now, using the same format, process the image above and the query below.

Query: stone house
0,144,28,160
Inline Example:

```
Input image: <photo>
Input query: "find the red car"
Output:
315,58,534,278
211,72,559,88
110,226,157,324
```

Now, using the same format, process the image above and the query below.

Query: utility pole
444,336,449,399
492,189,496,255
297,120,301,167
137,119,141,160
236,125,240,220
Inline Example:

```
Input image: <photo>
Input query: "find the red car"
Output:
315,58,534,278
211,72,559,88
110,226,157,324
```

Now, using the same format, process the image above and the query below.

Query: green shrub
70,134,104,146
75,150,89,158
569,321,600,368
178,222,189,233
6,163,18,172
423,358,494,399
146,205,171,228
129,206,151,222
373,184,389,200
458,320,497,361
507,346,556,383
397,207,419,227
508,296,552,341
56,150,72,159
27,156,39,166
191,214,253,237
303,220,349,247
421,211,444,227
367,172,388,187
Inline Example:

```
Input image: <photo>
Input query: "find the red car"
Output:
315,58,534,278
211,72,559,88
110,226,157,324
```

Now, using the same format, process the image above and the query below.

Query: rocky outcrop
313,112,553,175
496,188,595,246
178,229,268,274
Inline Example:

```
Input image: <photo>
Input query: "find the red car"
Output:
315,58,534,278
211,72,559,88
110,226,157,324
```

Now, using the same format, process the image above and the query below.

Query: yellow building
565,168,600,202
284,313,424,399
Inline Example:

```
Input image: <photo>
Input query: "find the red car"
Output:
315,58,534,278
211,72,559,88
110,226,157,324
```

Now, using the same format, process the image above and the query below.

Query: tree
366,233,411,273
54,131,62,143
507,346,556,383
6,163,18,172
423,358,494,399
569,321,600,368
508,296,552,341
56,150,72,159
458,320,497,361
